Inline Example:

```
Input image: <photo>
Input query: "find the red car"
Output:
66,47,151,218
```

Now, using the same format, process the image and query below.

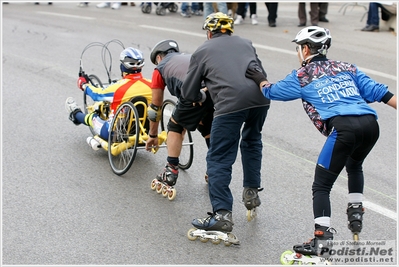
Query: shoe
180,11,191,17
65,97,82,125
251,14,258,25
65,97,80,114
130,2,135,6
157,163,179,186
293,224,336,256
234,14,244,25
361,25,379,32
269,21,276,27
192,210,234,232
193,10,202,16
319,17,329,23
77,2,88,7
96,2,110,8
298,23,306,27
111,2,121,9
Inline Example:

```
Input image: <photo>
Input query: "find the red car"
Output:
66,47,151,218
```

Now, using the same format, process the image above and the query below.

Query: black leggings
312,115,379,218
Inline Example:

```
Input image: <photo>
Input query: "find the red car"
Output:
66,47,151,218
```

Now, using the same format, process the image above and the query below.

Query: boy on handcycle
65,47,152,148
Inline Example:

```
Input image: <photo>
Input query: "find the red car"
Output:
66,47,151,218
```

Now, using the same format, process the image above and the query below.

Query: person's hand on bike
145,134,159,153
77,75,90,91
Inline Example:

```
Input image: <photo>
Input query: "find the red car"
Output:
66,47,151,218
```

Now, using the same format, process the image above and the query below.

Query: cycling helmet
292,26,331,49
120,47,145,73
150,39,179,65
202,12,234,34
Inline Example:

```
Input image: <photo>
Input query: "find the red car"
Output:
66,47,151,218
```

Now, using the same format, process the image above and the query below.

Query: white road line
139,24,397,82
363,201,397,221
36,11,95,20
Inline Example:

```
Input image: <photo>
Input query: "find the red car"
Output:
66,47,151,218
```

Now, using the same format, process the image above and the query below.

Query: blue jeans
367,2,382,26
206,106,269,212
181,2,198,13
203,2,228,18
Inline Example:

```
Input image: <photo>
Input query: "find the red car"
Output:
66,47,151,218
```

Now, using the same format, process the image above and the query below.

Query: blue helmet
120,47,145,73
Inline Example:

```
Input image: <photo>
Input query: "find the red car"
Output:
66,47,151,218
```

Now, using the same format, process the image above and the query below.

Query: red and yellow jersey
84,73,152,113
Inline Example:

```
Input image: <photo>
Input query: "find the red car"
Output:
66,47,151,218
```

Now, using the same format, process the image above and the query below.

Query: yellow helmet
202,12,234,34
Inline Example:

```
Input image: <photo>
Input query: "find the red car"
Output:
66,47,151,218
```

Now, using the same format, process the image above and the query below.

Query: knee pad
167,118,184,134
197,114,213,137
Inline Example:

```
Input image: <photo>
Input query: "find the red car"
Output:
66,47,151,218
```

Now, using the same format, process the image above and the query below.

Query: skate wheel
353,233,359,241
246,209,256,221
162,186,168,197
168,188,176,201
200,236,208,243
225,232,239,246
187,228,198,241
204,173,208,183
280,250,295,265
223,240,232,246
211,238,221,245
156,183,163,194
150,179,157,190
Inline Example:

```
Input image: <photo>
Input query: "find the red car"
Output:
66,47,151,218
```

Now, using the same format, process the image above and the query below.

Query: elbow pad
148,103,162,122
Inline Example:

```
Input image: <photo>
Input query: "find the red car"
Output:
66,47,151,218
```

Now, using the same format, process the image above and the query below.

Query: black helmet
150,40,179,65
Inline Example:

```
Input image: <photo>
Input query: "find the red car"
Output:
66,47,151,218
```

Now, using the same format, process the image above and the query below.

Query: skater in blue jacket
246,26,397,256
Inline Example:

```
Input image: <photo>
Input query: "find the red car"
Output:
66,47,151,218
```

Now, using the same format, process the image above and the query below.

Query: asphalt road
2,2,397,266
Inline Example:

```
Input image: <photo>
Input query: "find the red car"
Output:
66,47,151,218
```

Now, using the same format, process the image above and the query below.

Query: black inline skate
150,162,178,201
187,210,240,246
242,187,263,221
280,224,336,265
347,202,364,241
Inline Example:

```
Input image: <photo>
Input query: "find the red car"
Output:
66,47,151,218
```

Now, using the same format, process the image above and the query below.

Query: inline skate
242,187,263,221
280,224,336,265
150,162,178,201
347,202,364,241
187,210,240,246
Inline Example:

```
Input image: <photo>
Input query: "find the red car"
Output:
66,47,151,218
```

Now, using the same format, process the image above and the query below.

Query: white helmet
120,47,145,73
293,26,331,49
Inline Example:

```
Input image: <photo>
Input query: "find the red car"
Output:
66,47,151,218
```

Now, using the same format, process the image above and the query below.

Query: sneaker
111,2,121,9
157,163,179,186
77,2,88,7
65,97,82,125
251,14,258,25
361,24,379,32
234,14,243,25
180,11,191,17
96,2,110,8
65,97,80,114
192,210,234,232
193,10,202,16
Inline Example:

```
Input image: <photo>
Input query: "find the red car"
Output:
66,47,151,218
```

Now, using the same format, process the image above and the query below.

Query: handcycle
78,40,194,181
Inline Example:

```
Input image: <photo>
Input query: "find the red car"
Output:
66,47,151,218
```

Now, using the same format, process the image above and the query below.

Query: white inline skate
242,187,263,221
187,210,240,246
150,163,178,201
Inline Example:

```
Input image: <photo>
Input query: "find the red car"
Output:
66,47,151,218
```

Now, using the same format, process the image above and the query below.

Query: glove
77,76,88,91
245,66,268,86
147,103,162,122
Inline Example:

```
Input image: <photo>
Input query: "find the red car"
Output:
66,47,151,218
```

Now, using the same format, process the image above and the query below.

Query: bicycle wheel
108,101,140,175
161,99,194,170
83,74,103,136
